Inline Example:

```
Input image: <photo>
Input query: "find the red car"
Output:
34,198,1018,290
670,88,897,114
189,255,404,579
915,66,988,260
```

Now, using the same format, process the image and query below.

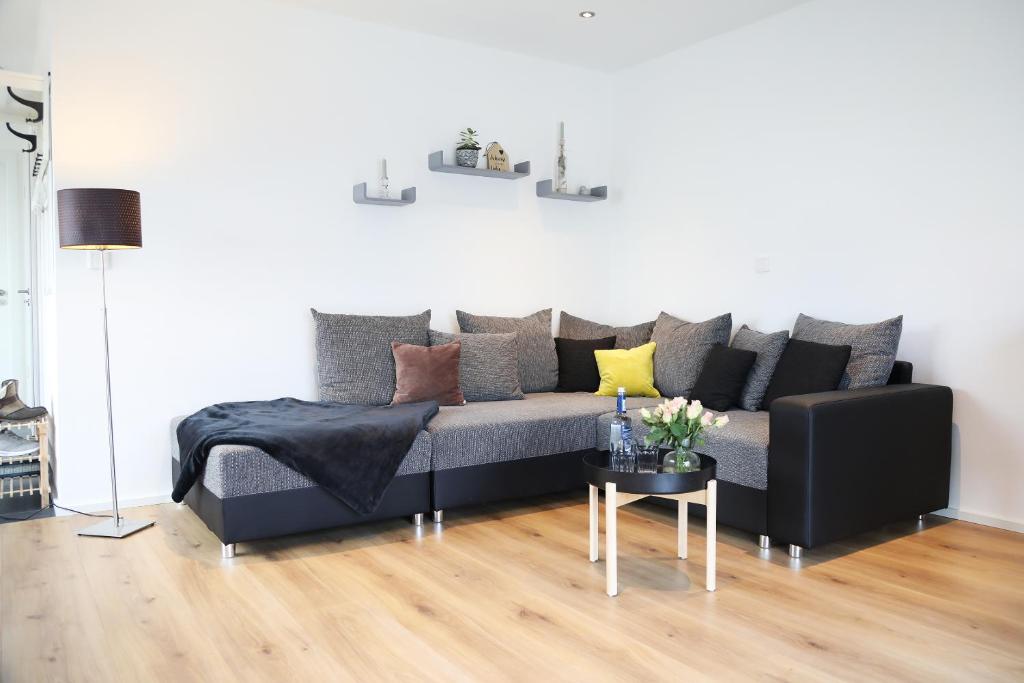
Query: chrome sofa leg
788,544,803,559
918,514,925,521
411,513,424,526
432,509,444,524
758,534,771,549
222,543,236,559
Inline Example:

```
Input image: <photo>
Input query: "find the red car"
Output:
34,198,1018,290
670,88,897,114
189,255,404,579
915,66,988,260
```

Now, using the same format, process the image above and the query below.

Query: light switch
755,256,770,274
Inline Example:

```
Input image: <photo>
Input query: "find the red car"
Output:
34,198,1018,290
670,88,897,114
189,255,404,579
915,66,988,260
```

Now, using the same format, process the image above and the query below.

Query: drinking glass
634,440,660,473
610,442,626,471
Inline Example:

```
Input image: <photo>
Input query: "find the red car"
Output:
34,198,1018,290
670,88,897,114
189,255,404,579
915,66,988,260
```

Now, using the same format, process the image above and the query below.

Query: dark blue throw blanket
172,398,439,514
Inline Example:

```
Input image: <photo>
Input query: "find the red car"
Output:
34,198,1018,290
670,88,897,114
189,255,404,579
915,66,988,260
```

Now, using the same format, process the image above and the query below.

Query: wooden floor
2,494,1022,682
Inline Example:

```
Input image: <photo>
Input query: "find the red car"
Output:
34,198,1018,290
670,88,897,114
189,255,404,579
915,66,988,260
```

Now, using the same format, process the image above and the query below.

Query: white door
0,149,35,403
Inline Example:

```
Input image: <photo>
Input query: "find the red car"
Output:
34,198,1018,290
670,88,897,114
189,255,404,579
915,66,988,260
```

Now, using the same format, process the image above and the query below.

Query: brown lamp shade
58,188,142,250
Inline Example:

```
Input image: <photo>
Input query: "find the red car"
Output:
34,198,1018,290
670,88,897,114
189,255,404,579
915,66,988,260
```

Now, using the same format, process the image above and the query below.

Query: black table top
583,451,717,495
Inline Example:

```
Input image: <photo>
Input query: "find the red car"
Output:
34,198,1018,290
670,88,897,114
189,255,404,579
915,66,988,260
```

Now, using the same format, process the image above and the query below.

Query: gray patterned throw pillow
731,325,789,411
558,311,655,350
650,312,732,398
430,330,524,402
456,309,558,393
311,309,431,405
792,313,903,389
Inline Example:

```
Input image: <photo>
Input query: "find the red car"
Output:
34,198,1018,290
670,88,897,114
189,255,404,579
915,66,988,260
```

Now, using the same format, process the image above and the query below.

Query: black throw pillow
689,344,758,411
761,338,852,409
554,336,617,392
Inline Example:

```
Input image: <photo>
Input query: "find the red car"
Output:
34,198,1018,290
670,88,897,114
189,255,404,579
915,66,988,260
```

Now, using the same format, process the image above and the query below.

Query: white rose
686,400,703,419
700,411,713,427
639,407,651,420
714,415,730,428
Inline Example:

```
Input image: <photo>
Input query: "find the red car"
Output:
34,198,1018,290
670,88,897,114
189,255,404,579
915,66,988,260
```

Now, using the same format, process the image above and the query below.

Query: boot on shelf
0,380,47,423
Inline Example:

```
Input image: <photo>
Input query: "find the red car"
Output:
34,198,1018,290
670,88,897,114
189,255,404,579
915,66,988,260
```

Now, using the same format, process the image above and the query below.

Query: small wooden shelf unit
0,416,50,507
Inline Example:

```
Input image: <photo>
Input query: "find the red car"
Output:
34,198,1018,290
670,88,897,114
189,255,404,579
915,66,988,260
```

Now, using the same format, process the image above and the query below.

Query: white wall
42,0,614,507
610,0,1024,528
0,0,48,75
7,0,1023,529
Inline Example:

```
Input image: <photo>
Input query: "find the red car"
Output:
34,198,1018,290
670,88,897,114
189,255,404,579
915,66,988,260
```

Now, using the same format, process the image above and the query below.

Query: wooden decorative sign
485,142,510,172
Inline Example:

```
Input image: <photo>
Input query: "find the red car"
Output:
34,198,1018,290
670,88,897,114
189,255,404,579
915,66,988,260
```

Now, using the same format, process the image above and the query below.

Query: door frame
1,69,50,406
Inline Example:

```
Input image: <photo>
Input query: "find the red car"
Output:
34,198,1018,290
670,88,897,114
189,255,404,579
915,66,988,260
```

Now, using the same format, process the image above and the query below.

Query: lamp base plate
77,518,155,538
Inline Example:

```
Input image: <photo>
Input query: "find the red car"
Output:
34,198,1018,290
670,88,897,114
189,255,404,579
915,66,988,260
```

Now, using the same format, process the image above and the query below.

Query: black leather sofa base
432,450,590,511
432,450,768,537
768,382,952,549
171,458,430,545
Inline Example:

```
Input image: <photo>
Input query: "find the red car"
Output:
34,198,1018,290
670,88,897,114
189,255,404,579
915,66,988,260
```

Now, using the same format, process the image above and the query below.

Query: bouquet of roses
639,397,729,450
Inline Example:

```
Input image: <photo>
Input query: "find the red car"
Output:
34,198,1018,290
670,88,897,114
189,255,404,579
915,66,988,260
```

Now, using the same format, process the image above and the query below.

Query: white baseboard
53,493,172,516
932,507,1024,534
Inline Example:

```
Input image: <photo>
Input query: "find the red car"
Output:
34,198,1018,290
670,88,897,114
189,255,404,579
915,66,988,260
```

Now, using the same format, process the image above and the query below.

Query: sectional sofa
170,360,952,559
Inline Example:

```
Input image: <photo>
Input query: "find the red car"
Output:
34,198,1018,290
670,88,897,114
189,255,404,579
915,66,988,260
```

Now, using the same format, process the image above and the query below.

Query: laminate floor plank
2,494,1021,682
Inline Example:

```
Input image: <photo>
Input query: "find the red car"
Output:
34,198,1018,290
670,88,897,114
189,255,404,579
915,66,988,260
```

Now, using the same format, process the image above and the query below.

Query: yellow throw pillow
594,342,660,398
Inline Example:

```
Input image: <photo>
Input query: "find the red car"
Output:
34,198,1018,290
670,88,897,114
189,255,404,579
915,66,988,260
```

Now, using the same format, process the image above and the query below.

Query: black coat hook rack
7,87,43,123
5,123,37,153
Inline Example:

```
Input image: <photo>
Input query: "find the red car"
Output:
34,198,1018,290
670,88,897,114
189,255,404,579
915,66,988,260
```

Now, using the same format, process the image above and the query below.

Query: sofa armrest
768,383,953,549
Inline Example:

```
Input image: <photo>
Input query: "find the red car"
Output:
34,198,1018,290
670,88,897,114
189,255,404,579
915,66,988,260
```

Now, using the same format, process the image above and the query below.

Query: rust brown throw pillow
391,341,465,406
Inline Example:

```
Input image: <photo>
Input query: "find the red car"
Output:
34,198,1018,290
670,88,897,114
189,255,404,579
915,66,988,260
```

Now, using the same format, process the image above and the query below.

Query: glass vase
663,438,701,473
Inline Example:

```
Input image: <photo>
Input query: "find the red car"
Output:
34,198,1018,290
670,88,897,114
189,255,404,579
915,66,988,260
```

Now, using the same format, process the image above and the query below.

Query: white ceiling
282,0,811,72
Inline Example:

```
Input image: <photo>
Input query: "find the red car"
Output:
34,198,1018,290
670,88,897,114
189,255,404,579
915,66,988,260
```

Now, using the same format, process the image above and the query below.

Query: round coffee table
583,451,718,596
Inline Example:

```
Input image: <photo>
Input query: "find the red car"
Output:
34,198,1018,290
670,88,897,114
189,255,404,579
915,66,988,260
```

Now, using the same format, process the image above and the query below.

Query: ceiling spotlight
578,10,596,19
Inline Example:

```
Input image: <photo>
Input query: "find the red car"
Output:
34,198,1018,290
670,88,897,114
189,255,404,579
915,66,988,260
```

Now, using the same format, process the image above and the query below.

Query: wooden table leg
678,498,688,559
606,482,617,597
589,484,598,562
706,480,717,592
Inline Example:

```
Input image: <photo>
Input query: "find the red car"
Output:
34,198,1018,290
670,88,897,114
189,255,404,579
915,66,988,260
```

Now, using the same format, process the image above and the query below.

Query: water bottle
609,387,633,466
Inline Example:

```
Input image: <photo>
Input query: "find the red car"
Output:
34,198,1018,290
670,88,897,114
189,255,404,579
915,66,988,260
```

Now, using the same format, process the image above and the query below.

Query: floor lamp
58,188,153,538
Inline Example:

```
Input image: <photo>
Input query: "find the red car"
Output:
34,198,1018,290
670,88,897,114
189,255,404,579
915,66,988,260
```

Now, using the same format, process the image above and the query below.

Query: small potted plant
639,398,729,472
455,127,481,167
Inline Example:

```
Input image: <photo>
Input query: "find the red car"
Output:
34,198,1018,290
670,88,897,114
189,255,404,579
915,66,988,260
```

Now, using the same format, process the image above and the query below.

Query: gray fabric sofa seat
169,417,432,499
596,409,769,490
429,392,663,471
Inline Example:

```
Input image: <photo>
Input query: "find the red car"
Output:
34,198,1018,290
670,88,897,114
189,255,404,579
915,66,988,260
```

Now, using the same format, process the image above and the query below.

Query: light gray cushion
430,330,524,402
312,309,430,405
596,409,769,490
456,309,557,393
731,325,789,411
170,417,431,498
428,392,662,471
558,311,655,350
650,312,732,398
792,313,903,389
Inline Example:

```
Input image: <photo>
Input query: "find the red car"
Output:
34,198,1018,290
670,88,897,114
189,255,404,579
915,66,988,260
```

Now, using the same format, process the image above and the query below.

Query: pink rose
685,400,703,420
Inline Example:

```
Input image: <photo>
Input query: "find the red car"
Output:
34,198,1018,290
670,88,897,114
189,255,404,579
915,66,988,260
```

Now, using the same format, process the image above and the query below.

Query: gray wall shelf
352,182,416,206
536,180,607,202
428,151,530,179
